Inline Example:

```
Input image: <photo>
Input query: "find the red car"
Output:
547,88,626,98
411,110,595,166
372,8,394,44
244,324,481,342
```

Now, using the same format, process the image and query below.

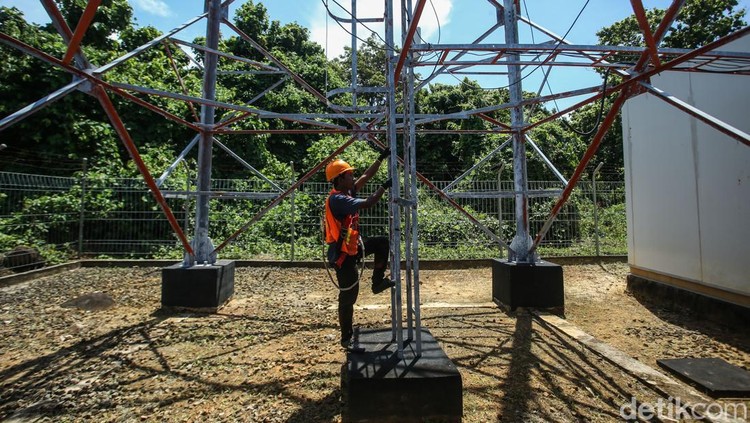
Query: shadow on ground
0,310,343,422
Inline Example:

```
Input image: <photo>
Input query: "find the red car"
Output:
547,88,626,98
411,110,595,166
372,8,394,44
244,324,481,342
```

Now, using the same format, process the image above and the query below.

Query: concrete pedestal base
341,328,462,423
161,260,235,312
492,259,564,313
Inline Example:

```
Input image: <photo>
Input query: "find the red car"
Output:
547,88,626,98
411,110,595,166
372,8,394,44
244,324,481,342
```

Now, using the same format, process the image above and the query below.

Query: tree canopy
0,0,746,184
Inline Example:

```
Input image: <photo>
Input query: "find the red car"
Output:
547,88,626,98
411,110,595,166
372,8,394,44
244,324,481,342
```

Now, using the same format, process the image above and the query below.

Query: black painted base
492,259,564,313
161,260,235,312
341,328,462,423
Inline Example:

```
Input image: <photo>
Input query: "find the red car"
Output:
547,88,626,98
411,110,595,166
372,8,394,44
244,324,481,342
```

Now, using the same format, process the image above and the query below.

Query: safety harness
322,189,364,291
324,189,361,268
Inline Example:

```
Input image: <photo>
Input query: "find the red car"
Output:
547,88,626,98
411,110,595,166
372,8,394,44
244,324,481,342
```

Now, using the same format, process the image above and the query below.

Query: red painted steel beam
62,0,101,65
394,0,428,85
478,113,512,130
630,0,661,68
93,86,195,256
529,20,750,253
529,88,631,254
212,135,359,254
107,85,203,132
634,0,685,71
438,50,450,65
528,25,750,131
0,33,203,133
364,136,513,251
0,33,198,254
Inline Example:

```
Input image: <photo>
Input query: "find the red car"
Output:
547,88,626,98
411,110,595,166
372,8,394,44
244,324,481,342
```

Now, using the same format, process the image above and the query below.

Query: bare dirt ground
0,261,748,422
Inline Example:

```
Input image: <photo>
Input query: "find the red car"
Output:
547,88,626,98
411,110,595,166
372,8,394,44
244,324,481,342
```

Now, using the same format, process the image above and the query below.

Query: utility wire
320,0,394,52
559,66,612,137
522,0,610,136
416,0,591,92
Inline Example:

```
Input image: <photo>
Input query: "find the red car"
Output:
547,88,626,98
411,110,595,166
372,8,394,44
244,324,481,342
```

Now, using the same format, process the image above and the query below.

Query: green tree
220,1,344,179
597,0,746,49
568,0,747,179
0,3,204,174
53,0,133,52
0,7,104,170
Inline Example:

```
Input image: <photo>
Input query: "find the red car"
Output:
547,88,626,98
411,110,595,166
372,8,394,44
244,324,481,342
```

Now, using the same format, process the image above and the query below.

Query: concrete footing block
161,260,235,312
492,259,564,313
341,328,462,422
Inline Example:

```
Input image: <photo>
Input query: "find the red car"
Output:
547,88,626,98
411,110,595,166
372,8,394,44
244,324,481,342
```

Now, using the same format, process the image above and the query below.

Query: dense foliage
0,0,745,263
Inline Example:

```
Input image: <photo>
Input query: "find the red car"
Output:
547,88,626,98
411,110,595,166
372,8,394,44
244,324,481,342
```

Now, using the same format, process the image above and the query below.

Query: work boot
340,338,365,353
372,277,395,294
340,328,353,349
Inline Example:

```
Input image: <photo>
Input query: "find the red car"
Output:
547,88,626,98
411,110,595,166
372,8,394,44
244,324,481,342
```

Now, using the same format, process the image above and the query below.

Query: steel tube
157,136,199,187
93,86,194,256
525,135,569,186
96,14,207,75
214,138,284,191
0,80,83,132
214,76,289,129
530,89,630,254
406,85,602,128
640,82,750,147
443,137,512,192
385,0,404,357
170,39,281,71
192,0,222,264
405,0,422,355
108,82,349,129
416,22,504,91
504,0,532,262
448,189,562,199
212,135,358,254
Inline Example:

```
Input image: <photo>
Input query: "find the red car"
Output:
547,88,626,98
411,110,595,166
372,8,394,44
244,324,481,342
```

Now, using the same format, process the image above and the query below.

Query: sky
4,0,750,110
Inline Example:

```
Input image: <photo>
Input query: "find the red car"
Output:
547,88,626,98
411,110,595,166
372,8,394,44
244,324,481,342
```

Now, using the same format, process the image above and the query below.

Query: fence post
289,161,296,261
592,162,604,256
78,158,88,258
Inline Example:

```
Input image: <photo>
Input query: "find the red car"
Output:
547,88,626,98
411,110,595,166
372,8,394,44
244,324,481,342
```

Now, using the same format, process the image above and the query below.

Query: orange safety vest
324,189,360,267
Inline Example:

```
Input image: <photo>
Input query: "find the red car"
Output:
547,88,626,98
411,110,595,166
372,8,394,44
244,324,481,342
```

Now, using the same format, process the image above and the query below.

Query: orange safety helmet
325,159,355,182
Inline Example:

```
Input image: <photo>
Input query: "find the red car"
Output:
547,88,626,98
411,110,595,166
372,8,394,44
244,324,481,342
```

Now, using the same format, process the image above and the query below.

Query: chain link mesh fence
0,171,626,272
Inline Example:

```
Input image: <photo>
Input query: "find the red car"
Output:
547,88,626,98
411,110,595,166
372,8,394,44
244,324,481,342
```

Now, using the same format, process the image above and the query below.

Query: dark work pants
337,236,389,342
